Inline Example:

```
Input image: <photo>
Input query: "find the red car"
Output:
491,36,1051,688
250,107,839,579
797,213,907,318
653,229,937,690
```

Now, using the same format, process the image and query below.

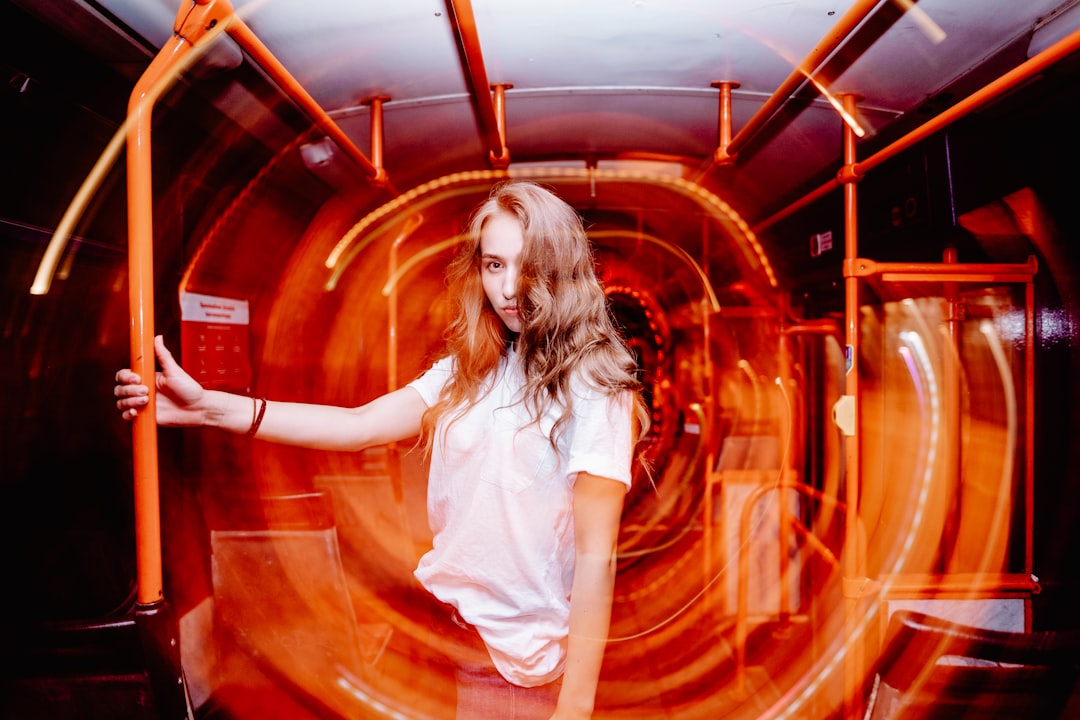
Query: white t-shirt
407,349,633,686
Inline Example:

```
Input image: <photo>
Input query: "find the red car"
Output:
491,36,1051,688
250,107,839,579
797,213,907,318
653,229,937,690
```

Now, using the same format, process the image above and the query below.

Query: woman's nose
502,267,518,298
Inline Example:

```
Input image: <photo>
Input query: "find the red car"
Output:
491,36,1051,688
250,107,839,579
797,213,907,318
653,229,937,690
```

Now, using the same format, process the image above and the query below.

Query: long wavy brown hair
420,180,650,451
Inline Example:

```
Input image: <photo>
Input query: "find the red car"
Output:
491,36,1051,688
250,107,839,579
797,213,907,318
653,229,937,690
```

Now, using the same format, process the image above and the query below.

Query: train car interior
3,0,1080,718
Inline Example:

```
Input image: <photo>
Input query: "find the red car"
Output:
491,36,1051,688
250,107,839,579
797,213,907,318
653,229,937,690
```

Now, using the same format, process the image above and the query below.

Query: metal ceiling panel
34,0,1080,218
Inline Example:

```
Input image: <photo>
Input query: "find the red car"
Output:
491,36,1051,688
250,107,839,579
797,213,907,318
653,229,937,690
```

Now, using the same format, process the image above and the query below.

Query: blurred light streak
335,667,415,720
733,377,796,665
993,306,1027,343
897,346,925,411
895,329,940,567
765,326,941,720
325,170,506,269
29,123,126,295
892,0,947,44
730,17,867,140
29,5,240,295
181,135,307,295
589,230,720,313
616,401,704,561
379,234,462,297
324,213,424,292
736,357,766,429
718,0,883,160
614,374,796,645
528,167,778,290
326,164,778,289
979,319,1017,575
608,556,712,641
802,72,866,138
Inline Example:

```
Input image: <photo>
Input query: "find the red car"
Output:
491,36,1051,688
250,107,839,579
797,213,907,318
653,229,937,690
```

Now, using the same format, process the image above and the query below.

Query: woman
115,180,650,719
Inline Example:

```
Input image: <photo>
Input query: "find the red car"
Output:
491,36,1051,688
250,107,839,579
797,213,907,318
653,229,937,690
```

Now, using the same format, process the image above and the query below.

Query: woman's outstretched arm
114,335,427,451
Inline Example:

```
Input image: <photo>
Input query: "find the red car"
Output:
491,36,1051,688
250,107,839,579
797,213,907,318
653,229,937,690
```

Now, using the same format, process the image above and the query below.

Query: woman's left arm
553,471,627,719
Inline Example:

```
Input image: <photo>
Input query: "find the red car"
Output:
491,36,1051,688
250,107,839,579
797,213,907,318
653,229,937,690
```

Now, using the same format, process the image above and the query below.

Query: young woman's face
479,210,524,333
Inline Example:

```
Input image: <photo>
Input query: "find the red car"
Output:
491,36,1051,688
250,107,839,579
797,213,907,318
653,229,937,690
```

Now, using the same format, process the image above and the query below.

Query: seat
865,610,1080,719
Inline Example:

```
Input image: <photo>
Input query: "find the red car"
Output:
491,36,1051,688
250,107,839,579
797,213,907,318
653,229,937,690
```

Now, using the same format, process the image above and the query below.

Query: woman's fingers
116,337,201,424
113,379,148,398
114,364,149,423
114,368,140,385
115,349,156,422
116,391,148,421
115,391,148,406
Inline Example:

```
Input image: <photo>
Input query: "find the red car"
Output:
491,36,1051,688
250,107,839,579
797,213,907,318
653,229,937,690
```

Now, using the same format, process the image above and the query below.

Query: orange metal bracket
711,81,740,164
836,163,863,185
446,0,512,167
223,18,387,185
489,83,513,168
364,95,391,175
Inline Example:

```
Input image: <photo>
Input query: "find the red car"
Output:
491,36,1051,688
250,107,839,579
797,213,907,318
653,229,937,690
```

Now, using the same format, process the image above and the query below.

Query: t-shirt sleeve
407,355,454,407
565,382,635,490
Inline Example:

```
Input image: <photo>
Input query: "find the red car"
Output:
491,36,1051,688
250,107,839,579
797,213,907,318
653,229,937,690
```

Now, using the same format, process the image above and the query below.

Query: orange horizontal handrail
845,255,1039,282
881,572,1041,596
784,318,844,347
755,24,1080,233
853,27,1080,178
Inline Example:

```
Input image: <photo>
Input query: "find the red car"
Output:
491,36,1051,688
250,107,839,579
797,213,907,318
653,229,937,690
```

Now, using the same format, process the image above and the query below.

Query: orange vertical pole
127,72,161,608
128,0,232,608
838,92,865,720
127,31,198,607
127,0,395,606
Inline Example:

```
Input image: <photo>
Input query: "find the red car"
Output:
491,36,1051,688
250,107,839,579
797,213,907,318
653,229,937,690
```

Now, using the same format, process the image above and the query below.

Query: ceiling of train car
14,0,1079,225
